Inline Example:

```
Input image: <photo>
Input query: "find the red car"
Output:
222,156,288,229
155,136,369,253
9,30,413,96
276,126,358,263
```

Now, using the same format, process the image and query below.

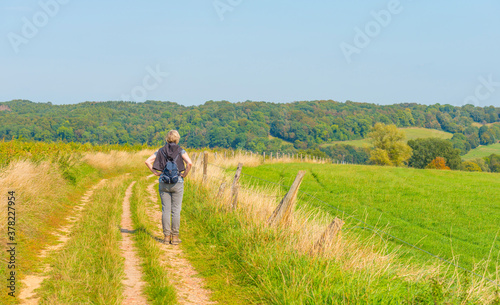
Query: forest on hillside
1,99,499,161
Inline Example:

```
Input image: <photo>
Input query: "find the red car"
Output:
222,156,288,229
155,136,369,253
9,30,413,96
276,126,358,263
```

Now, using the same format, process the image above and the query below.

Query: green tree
450,133,470,155
368,123,412,166
407,138,461,170
480,131,495,145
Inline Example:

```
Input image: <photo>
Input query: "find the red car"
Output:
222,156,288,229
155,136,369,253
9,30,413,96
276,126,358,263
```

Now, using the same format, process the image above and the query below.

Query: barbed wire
204,161,500,287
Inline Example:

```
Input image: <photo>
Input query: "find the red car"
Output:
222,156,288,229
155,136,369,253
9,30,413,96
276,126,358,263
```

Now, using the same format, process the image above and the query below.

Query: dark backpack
160,152,180,184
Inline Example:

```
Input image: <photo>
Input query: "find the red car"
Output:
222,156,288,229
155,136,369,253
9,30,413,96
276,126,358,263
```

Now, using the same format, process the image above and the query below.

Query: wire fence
206,160,500,288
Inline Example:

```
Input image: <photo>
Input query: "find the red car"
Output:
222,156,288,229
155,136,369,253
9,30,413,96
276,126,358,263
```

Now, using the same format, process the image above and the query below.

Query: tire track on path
19,179,107,305
145,179,216,305
120,181,148,305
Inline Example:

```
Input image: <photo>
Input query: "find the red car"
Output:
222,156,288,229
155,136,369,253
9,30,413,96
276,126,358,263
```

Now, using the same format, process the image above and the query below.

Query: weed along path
18,179,107,305
120,181,148,305
145,180,216,305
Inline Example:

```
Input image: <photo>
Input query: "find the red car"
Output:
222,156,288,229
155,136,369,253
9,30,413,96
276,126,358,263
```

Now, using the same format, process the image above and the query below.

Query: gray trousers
158,181,184,236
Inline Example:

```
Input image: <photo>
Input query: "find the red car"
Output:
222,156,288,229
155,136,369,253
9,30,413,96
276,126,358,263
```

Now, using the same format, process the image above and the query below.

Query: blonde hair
166,130,180,144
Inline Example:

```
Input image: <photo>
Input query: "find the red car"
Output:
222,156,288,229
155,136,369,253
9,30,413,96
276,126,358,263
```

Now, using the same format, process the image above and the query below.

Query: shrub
426,157,450,170
460,161,482,172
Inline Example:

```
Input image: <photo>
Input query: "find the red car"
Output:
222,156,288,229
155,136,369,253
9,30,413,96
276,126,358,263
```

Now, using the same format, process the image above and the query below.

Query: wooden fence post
217,181,226,199
263,152,266,162
214,152,217,160
203,151,208,183
311,217,344,254
229,163,243,209
224,151,227,159
270,152,273,161
268,171,306,226
191,153,197,175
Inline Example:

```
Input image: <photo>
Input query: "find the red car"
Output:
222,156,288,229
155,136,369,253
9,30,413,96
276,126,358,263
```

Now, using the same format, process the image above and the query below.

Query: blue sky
1,0,499,106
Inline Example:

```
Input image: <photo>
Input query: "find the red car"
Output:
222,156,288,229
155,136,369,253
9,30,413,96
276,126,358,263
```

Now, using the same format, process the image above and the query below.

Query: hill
0,99,498,154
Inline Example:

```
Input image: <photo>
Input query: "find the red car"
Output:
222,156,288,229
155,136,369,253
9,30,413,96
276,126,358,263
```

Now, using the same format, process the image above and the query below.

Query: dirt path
146,179,216,305
120,181,148,305
19,179,107,305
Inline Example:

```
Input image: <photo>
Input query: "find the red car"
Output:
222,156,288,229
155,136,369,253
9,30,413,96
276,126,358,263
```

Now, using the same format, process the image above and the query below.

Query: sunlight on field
323,127,453,148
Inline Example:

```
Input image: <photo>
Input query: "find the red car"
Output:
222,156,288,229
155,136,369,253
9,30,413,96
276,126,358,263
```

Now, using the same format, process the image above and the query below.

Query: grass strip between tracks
129,177,177,305
37,174,130,304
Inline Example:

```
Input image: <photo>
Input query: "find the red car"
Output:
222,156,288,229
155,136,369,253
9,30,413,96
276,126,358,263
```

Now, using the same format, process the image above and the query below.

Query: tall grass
0,139,150,167
82,149,154,174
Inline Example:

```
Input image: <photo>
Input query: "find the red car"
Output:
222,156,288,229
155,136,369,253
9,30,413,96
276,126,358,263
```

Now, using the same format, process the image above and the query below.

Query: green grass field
239,163,500,275
180,180,453,304
463,143,500,160
323,127,453,148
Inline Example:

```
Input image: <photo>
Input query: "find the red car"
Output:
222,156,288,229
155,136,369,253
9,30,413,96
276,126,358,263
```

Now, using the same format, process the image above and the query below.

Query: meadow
238,162,500,276
463,143,500,160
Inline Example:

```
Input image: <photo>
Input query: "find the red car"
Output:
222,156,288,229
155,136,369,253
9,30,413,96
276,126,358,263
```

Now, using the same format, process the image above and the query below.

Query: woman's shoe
171,235,182,245
163,235,171,244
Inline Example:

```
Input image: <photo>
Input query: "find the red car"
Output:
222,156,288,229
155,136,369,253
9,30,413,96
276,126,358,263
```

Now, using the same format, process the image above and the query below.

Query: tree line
0,99,499,166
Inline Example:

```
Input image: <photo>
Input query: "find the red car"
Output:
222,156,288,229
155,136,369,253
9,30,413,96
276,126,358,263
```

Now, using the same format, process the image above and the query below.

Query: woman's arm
145,153,161,176
181,153,193,178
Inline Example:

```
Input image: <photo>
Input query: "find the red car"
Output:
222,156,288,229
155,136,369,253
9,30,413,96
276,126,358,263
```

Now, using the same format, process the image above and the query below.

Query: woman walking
145,130,193,245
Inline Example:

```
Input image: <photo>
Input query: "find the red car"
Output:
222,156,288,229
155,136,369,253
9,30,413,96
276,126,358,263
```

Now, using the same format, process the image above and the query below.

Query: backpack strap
172,153,180,162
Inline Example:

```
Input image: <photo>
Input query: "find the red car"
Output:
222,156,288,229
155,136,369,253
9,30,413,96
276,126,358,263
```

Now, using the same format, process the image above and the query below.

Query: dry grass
0,160,68,239
0,160,76,304
83,149,155,172
187,150,327,169
186,152,500,304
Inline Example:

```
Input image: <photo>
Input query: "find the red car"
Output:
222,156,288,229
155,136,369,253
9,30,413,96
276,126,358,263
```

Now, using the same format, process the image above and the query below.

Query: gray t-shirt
154,149,186,183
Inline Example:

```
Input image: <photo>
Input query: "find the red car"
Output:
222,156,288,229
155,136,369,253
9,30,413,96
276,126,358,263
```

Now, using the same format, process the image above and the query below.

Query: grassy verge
0,159,100,304
37,175,131,304
129,176,177,305
179,179,489,304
